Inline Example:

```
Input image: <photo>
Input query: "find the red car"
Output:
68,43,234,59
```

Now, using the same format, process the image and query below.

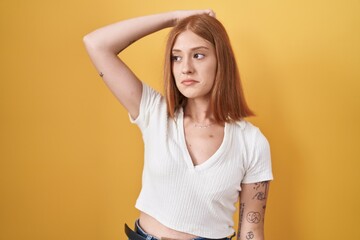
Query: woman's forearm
238,227,264,240
83,9,215,54
238,181,270,240
83,11,177,54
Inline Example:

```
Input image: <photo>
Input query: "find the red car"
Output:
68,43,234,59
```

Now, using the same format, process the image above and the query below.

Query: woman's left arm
237,181,270,240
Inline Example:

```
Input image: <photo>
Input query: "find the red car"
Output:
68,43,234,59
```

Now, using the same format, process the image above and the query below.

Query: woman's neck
183,98,215,124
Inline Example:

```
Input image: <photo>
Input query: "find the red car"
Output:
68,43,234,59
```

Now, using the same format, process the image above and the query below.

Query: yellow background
1,0,359,239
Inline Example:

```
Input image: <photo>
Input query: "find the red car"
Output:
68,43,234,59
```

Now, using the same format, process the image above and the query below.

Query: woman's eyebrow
172,46,210,52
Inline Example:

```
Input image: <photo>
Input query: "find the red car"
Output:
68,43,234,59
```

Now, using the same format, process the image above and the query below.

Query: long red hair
164,14,254,122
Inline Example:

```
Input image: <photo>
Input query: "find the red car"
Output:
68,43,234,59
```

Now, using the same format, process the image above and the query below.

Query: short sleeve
242,128,273,183
128,82,163,131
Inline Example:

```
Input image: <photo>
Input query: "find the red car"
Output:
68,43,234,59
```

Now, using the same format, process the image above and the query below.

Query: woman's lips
181,79,198,86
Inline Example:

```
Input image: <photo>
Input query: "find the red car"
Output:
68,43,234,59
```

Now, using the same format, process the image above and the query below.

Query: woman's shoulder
232,119,256,131
232,120,269,143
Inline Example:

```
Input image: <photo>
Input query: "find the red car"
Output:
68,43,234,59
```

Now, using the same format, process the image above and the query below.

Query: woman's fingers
204,9,216,17
174,9,216,24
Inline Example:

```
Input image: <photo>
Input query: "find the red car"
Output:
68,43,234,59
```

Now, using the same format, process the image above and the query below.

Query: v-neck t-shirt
129,83,273,239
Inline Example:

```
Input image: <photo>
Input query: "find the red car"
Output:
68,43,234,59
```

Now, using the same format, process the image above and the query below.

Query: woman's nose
181,58,194,74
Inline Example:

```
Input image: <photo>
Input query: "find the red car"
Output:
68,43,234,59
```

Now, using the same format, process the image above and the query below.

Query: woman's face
171,30,217,100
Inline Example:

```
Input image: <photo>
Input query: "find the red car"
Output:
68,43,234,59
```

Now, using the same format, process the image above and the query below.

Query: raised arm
238,181,270,240
83,10,215,119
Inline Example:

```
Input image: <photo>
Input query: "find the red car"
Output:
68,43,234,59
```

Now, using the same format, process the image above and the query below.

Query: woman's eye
171,55,182,62
194,53,205,59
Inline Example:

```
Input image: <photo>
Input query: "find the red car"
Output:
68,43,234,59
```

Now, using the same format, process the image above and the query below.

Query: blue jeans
130,219,235,240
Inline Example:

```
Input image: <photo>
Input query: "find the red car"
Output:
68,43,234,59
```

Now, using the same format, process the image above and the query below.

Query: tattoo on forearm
246,211,261,224
238,203,245,237
238,182,269,238
246,231,254,240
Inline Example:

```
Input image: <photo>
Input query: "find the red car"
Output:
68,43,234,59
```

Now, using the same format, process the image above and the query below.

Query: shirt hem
135,202,234,239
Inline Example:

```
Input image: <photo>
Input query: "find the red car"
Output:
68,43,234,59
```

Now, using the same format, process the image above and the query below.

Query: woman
83,9,273,240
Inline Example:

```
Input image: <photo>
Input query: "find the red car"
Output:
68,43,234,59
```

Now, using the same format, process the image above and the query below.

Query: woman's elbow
83,33,98,50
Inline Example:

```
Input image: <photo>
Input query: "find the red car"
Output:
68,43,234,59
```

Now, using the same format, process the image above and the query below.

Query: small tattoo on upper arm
253,181,269,190
99,72,104,78
240,203,245,221
252,181,269,201
252,191,266,200
246,231,254,239
238,203,245,237
262,205,267,222
253,182,264,190
246,211,261,224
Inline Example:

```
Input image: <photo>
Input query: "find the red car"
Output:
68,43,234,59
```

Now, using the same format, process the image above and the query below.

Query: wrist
162,11,180,27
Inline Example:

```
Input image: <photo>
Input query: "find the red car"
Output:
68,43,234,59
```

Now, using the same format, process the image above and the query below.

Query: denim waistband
134,219,234,240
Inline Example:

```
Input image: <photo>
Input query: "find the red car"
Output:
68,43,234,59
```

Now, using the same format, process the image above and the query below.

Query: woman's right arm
83,10,215,119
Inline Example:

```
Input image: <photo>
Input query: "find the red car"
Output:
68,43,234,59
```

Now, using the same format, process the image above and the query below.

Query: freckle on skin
209,135,214,138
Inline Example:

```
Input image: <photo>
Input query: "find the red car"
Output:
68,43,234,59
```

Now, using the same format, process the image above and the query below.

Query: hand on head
174,9,216,24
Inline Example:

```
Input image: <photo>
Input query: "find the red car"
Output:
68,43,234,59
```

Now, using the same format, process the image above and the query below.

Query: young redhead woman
83,9,273,240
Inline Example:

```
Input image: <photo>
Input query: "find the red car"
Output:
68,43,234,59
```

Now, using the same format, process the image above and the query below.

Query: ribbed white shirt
130,83,273,238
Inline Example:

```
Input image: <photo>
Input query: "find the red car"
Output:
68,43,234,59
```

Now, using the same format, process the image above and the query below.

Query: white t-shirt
130,83,273,238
